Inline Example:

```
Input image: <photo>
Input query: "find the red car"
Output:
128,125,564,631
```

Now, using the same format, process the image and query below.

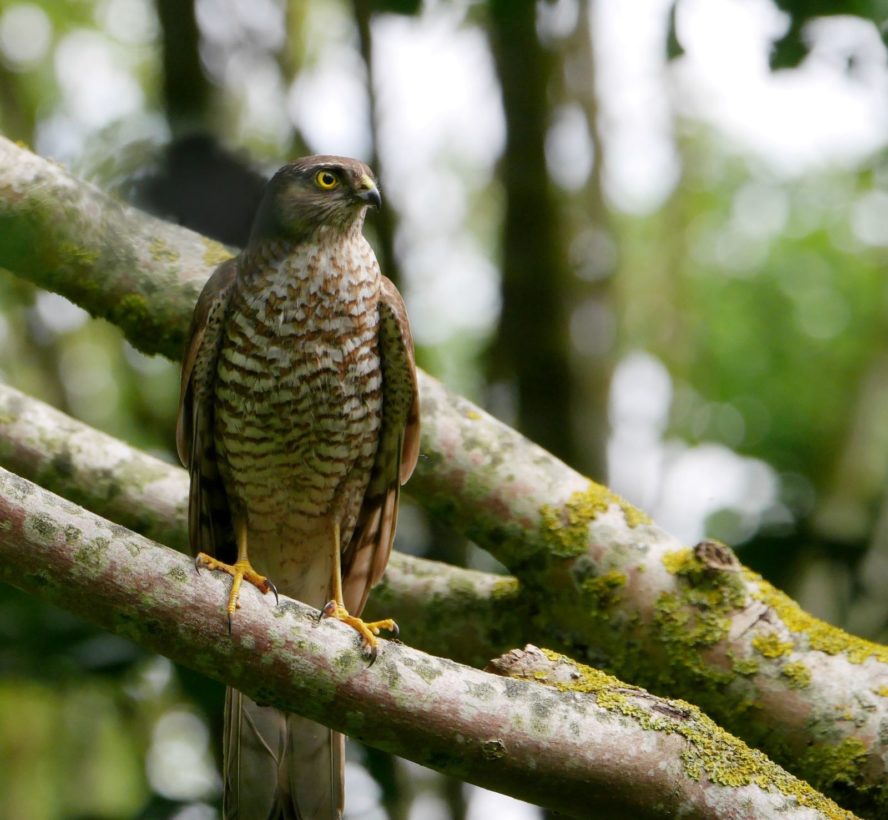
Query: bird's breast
213,243,383,523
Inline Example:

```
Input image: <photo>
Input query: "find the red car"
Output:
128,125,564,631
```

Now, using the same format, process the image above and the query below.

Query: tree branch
1,136,887,815
0,381,528,666
0,138,219,360
0,466,855,820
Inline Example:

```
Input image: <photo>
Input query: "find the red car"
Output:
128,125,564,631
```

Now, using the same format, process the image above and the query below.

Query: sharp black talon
194,556,202,574
227,613,233,635
267,578,279,606
390,623,400,639
366,645,378,667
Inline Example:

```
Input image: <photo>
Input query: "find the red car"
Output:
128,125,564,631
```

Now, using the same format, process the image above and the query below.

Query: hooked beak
356,174,382,209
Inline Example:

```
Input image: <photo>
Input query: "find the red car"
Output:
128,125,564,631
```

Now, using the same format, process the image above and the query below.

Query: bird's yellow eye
315,170,339,190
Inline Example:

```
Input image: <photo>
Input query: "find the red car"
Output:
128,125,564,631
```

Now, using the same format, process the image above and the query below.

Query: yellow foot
321,601,398,663
195,553,279,631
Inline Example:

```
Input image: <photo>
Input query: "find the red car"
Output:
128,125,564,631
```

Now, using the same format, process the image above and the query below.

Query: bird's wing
176,257,239,563
342,275,420,614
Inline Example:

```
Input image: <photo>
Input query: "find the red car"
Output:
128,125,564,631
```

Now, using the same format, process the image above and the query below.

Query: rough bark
1,137,887,815
0,137,222,361
0,467,855,820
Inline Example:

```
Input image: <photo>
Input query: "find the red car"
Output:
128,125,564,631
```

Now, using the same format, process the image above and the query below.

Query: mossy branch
0,466,855,820
488,646,857,820
0,139,225,360
1,136,887,815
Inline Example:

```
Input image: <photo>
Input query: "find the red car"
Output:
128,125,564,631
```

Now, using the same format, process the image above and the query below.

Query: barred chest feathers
213,230,383,520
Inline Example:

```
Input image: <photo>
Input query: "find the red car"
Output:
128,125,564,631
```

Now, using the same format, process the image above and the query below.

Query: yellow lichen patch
466,410,481,420
780,661,812,689
731,656,760,676
645,548,752,697
654,592,732,653
660,548,747,616
751,631,795,659
580,570,626,611
751,575,888,665
59,241,99,268
662,547,699,576
539,482,650,556
490,576,520,601
661,549,748,609
541,647,623,693
149,237,180,264
202,237,234,268
876,686,888,698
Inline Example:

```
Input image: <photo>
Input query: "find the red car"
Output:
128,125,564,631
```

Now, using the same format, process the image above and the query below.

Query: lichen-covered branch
414,380,888,816
0,139,229,360
487,646,857,820
1,137,887,815
0,382,526,666
0,467,855,820
0,382,190,551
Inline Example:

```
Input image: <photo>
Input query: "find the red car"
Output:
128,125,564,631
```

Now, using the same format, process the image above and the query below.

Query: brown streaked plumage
176,155,419,820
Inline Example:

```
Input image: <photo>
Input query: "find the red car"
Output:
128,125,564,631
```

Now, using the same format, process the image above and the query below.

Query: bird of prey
176,155,420,819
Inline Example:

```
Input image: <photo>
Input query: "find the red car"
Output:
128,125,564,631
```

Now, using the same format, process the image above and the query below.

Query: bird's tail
223,687,344,820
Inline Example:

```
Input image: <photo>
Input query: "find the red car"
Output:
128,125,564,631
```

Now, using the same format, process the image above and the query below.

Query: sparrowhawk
176,155,420,819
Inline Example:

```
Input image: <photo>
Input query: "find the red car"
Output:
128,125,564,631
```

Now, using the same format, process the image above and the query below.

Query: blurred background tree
1,0,888,817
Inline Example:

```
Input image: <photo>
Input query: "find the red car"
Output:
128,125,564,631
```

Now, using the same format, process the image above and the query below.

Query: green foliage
619,140,888,512
0,679,146,818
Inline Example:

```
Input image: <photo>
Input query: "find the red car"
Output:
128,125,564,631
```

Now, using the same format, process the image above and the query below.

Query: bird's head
249,155,381,243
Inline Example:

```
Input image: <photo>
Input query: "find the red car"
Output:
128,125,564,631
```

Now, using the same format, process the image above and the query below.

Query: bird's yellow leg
195,518,278,629
322,522,397,661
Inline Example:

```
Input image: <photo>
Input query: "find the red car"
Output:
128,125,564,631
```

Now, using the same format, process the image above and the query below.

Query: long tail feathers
224,688,344,820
